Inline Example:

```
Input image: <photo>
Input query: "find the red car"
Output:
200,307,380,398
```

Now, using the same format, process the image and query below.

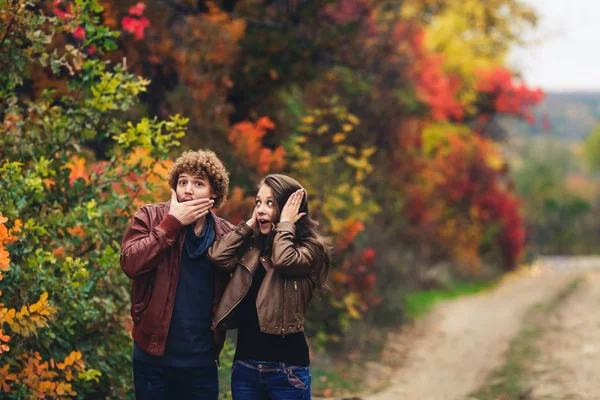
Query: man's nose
184,184,193,193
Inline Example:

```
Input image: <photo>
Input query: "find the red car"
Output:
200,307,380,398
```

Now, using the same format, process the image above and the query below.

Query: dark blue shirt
134,215,216,367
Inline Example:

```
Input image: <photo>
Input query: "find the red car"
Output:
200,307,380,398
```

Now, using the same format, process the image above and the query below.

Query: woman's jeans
133,359,218,400
231,360,311,400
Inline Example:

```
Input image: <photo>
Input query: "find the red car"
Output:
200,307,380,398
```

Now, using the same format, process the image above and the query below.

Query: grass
403,280,497,319
310,365,363,397
469,276,583,400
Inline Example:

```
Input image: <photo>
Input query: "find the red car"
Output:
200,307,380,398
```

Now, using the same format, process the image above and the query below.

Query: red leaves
72,25,85,41
52,0,72,21
122,16,150,41
476,67,545,124
413,54,464,121
404,133,525,269
122,2,150,41
399,25,464,122
129,2,146,17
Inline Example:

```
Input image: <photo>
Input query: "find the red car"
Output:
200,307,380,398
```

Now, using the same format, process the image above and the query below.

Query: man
121,149,233,399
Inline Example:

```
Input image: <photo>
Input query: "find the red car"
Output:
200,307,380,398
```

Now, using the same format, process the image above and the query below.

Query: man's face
176,173,216,203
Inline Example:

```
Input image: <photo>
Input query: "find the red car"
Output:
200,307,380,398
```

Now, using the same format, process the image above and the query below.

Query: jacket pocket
130,274,153,323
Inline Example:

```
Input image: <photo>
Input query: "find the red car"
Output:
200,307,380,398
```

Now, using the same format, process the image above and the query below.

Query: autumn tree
0,1,185,397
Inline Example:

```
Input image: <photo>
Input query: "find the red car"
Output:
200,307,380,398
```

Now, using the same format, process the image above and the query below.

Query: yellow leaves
57,351,83,371
332,133,346,143
343,293,362,320
484,151,504,171
4,292,56,338
301,116,315,124
316,124,330,135
342,124,353,133
346,113,360,125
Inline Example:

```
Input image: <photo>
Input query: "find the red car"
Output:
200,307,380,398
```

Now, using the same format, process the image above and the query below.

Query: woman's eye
267,200,273,206
255,201,261,206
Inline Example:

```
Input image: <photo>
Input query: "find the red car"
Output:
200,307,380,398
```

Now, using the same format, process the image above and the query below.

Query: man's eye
178,181,186,186
196,182,204,187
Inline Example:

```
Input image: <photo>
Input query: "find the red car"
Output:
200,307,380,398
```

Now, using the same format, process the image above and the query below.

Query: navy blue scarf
185,213,215,259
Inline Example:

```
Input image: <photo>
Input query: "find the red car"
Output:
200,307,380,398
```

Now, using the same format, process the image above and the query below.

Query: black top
234,262,310,367
134,215,216,367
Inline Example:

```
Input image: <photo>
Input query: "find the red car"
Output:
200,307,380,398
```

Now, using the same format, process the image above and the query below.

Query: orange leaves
8,351,83,398
0,214,20,279
0,364,16,392
216,187,254,224
228,117,286,176
65,155,89,185
0,329,10,354
334,219,365,251
202,1,246,64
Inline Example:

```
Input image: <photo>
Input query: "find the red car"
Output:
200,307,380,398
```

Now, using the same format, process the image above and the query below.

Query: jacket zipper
294,280,299,315
282,279,287,337
213,264,252,328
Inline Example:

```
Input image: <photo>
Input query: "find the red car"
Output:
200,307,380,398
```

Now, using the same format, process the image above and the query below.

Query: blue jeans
231,360,311,400
133,359,218,400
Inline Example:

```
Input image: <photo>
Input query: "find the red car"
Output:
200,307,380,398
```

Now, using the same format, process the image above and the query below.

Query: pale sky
508,0,600,92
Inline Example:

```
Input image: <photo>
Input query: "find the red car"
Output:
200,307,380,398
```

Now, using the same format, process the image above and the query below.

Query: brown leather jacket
120,201,233,359
208,221,322,336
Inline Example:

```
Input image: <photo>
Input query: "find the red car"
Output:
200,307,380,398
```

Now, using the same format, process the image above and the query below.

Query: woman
208,174,331,400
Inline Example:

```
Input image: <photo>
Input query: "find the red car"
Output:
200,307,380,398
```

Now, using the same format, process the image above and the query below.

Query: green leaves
0,1,185,397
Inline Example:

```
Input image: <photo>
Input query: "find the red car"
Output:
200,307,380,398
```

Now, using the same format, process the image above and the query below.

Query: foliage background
3,0,597,398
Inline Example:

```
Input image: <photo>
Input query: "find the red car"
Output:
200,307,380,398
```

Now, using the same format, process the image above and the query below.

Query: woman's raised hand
280,189,306,224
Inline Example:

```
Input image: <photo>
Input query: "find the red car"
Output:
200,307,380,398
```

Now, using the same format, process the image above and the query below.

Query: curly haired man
121,149,233,399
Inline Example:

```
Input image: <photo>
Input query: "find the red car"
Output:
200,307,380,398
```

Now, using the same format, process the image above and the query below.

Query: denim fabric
231,359,311,400
133,358,218,400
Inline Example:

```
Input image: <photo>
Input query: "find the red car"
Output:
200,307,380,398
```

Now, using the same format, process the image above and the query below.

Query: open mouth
258,219,271,229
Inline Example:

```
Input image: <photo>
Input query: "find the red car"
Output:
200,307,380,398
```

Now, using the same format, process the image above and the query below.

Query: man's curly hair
167,150,229,208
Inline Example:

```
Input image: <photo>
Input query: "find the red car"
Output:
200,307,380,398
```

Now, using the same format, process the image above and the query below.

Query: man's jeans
231,360,311,400
133,359,218,400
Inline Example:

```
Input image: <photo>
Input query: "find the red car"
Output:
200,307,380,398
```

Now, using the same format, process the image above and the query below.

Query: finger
193,202,214,213
195,210,209,219
171,189,178,203
297,212,306,220
186,198,215,206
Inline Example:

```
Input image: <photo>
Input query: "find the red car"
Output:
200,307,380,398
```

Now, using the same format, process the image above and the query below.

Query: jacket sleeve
271,221,321,277
120,207,184,279
208,222,253,272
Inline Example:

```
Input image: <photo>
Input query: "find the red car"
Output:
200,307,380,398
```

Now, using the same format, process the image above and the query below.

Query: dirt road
359,261,591,400
526,271,600,399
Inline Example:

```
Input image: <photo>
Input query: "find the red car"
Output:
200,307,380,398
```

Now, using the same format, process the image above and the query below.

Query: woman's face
255,184,277,235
